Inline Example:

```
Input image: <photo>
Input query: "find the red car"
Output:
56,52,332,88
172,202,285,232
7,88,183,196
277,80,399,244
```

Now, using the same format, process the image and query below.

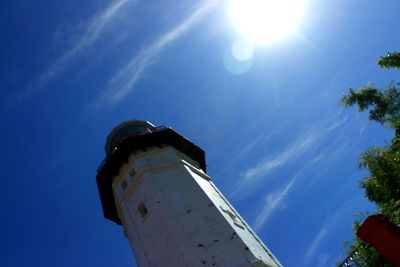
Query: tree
338,51,400,266
378,51,400,70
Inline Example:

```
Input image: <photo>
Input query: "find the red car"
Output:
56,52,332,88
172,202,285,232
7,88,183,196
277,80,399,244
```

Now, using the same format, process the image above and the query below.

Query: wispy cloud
252,178,295,231
304,226,328,264
317,253,331,267
231,133,317,197
250,154,322,231
35,0,131,90
328,115,348,131
304,203,350,264
243,135,315,180
94,0,216,108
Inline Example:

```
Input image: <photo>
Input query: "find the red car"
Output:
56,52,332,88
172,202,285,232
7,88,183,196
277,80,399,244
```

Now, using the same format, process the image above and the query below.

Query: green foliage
341,83,400,128
338,51,400,266
337,213,392,267
378,51,400,70
342,237,392,267
359,143,400,226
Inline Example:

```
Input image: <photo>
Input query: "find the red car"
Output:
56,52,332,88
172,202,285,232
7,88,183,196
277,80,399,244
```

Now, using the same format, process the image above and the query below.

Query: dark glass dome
105,120,156,156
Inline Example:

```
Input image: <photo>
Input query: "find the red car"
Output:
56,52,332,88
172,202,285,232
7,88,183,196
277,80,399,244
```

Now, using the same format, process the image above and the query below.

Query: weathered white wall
112,146,282,267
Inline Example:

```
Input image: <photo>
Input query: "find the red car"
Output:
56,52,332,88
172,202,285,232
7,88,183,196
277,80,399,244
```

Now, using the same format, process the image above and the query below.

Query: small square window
120,179,128,190
129,168,136,178
137,202,149,218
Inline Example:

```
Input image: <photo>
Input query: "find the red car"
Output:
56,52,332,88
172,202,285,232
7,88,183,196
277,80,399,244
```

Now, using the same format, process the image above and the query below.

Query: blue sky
0,0,399,266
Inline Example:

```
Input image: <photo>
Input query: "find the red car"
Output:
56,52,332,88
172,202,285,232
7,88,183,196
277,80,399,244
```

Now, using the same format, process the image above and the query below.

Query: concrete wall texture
112,146,282,267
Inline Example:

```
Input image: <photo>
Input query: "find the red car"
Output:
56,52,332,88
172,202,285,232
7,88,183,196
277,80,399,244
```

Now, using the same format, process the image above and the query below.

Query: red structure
357,214,400,267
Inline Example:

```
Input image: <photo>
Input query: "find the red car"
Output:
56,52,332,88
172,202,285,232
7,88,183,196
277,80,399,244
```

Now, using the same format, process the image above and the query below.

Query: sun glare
229,0,304,46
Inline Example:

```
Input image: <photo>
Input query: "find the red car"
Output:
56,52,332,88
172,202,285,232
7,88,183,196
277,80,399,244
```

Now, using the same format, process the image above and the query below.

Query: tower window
120,179,128,190
129,168,136,178
137,202,149,218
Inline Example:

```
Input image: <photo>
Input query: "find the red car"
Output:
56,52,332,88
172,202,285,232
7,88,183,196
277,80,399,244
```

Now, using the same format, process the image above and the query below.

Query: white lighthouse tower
96,120,282,267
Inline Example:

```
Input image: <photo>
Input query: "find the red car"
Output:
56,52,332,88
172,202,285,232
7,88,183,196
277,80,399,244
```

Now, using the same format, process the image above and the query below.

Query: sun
228,0,305,46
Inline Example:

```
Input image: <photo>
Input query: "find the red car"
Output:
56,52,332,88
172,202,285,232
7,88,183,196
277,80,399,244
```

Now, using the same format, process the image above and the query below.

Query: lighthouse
96,120,282,267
